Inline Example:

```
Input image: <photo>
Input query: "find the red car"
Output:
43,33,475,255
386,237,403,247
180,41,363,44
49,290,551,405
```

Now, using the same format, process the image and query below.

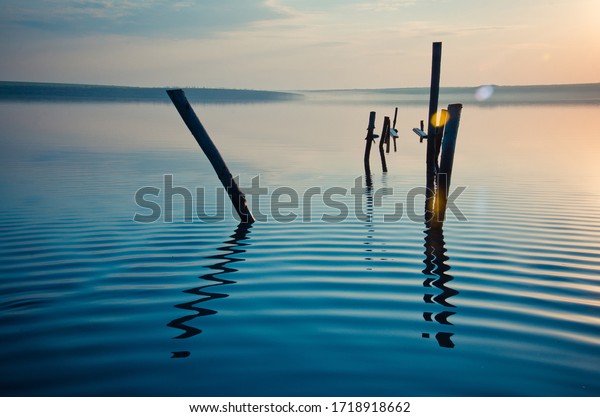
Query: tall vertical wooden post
379,116,390,173
167,89,255,224
434,103,462,227
426,42,442,221
364,111,376,177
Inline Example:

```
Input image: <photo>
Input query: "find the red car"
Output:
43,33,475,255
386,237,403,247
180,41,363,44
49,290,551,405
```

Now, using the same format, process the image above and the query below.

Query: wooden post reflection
421,226,459,348
168,223,252,358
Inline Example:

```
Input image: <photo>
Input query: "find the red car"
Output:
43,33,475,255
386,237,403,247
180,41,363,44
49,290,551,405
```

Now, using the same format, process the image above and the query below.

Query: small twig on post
434,103,463,227
379,116,390,173
167,89,255,224
364,111,376,177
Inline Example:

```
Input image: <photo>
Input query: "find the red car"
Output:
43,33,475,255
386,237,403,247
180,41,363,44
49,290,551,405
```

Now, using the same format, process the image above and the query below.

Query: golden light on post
431,109,449,128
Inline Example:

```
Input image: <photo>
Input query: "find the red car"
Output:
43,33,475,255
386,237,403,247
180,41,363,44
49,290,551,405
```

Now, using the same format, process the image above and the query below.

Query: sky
0,0,598,90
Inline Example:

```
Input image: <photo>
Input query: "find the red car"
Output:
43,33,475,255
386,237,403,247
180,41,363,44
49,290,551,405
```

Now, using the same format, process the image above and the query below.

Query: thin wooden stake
167,89,255,224
364,111,376,177
379,116,390,172
386,120,391,154
392,107,398,152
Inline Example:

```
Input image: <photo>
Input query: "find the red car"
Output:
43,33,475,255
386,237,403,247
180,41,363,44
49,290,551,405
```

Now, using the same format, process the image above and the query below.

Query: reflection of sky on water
1,98,599,194
0,96,600,396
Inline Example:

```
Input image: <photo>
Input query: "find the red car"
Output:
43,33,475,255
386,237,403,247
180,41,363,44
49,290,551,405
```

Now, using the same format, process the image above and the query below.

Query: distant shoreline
1,80,599,105
0,81,302,104
302,82,600,106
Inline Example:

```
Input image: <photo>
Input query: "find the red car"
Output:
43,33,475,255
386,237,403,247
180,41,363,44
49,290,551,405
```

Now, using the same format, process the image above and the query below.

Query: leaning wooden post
379,116,390,173
167,89,255,224
364,111,376,177
425,42,442,222
434,103,463,226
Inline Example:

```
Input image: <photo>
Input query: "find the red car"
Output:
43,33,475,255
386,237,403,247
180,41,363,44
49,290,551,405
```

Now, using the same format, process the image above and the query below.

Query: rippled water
0,97,599,396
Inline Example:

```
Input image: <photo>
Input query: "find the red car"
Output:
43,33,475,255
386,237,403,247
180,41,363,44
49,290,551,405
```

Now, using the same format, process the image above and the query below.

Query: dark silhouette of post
433,109,448,173
167,89,255,224
426,42,442,221
434,104,463,226
392,107,398,152
385,134,391,154
379,116,390,172
364,111,376,176
385,119,391,154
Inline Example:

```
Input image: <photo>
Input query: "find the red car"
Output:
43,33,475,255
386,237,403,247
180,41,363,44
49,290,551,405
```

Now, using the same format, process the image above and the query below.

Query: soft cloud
1,0,157,22
354,0,417,12
0,0,282,37
0,0,597,89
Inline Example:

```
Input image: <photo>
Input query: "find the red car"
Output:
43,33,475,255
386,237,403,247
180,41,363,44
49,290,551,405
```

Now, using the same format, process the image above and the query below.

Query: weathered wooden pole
425,42,442,221
392,107,398,152
167,89,255,224
433,109,448,173
385,118,392,154
434,103,463,226
364,111,376,176
379,116,390,172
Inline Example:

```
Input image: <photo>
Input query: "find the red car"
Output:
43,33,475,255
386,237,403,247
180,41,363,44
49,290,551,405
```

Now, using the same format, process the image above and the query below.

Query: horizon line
2,79,600,93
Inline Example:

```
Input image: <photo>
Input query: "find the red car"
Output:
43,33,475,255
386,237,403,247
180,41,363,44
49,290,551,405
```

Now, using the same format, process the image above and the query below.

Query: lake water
0,92,599,396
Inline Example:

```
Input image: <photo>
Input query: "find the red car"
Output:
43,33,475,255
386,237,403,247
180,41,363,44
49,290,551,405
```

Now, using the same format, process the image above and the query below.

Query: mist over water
0,88,599,395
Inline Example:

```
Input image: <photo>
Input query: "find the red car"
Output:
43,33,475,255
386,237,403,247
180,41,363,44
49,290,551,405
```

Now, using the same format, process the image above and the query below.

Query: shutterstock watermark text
133,175,467,224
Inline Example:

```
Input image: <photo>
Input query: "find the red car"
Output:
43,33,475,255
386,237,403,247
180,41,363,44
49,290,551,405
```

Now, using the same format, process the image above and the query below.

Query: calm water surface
0,96,599,396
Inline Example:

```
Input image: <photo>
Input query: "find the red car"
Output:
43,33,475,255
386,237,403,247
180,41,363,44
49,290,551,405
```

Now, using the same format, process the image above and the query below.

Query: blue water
0,96,599,396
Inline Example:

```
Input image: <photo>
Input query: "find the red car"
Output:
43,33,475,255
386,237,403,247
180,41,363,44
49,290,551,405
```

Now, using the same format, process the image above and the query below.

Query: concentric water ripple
1,100,599,396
